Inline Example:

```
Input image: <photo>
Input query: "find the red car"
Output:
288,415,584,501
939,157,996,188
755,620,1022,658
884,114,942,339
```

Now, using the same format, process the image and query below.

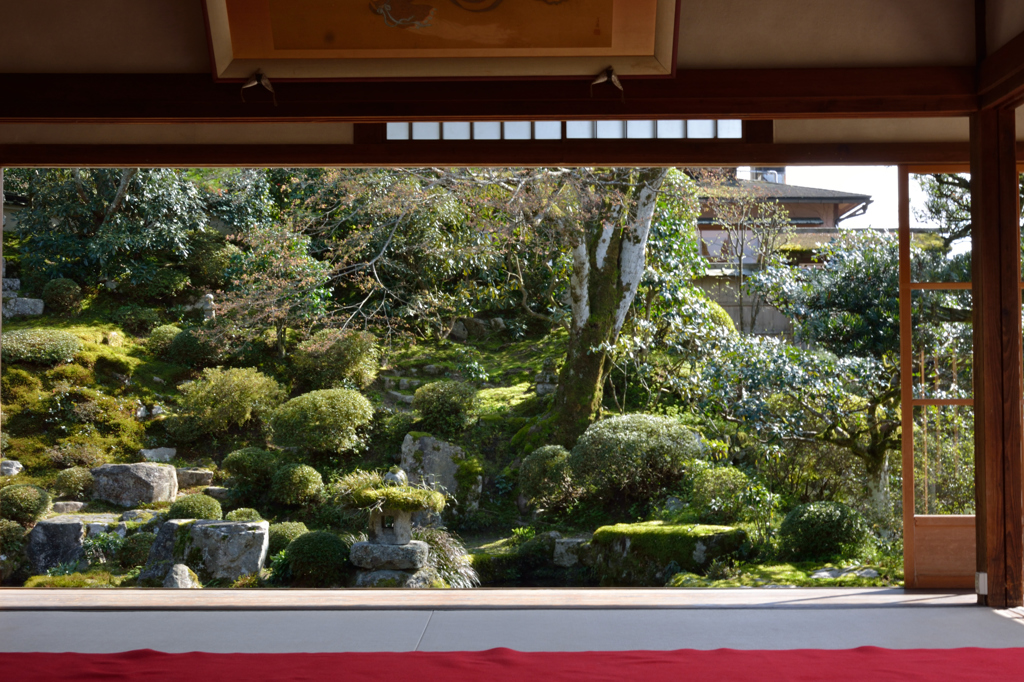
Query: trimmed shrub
0,518,26,554
2,329,81,366
165,328,221,367
174,367,286,437
268,521,309,556
124,268,191,302
690,466,749,524
293,329,380,390
0,484,52,525
117,531,157,569
412,380,477,436
112,304,161,335
147,325,182,357
42,278,83,314
225,508,263,522
221,448,280,488
52,467,95,500
167,494,223,521
285,531,349,587
568,414,702,509
271,464,324,506
270,389,374,456
94,352,135,378
519,445,572,508
45,442,105,470
779,501,871,562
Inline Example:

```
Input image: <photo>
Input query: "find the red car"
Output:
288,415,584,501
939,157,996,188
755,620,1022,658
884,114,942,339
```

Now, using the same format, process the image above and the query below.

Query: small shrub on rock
174,367,286,438
225,508,263,522
167,494,223,521
52,467,95,500
112,304,161,335
293,328,380,390
271,464,324,506
270,389,373,456
691,466,749,524
779,501,870,562
0,484,52,525
268,521,309,556
568,414,702,510
412,380,478,436
2,329,81,366
221,448,280,488
118,531,157,569
285,531,349,587
519,445,572,509
42,278,83,314
147,325,182,357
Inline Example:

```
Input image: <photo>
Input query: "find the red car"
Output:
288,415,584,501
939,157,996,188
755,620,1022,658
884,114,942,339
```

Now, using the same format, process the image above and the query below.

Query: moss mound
0,484,52,525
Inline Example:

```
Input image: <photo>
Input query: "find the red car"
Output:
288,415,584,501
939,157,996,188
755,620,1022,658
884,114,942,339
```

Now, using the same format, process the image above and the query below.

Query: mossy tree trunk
550,168,669,447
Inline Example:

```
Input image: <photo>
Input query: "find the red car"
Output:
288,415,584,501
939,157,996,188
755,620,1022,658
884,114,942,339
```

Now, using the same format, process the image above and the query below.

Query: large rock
140,447,176,463
137,519,195,585
26,514,117,574
462,318,489,338
176,468,214,488
387,390,414,405
350,540,429,571
554,538,589,568
448,320,468,343
164,563,202,589
3,297,43,318
52,501,86,514
204,486,230,501
138,520,269,585
400,433,466,497
1,460,23,476
91,463,178,507
355,568,435,588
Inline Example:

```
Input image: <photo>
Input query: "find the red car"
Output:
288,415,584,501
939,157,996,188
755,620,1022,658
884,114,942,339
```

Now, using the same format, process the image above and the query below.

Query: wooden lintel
0,68,978,124
979,27,1024,109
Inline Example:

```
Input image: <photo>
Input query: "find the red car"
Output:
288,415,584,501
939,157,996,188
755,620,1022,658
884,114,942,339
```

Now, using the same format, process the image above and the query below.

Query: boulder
135,405,149,420
3,297,44,318
462,318,489,338
350,540,429,571
2,277,19,292
185,521,269,583
103,331,124,347
204,486,230,501
151,405,166,417
164,563,202,589
137,519,195,585
26,514,116,574
91,463,178,507
140,447,176,463
423,364,441,376
52,501,86,514
387,390,414,405
354,568,435,588
400,433,466,496
176,468,214,489
448,320,468,343
398,377,421,390
490,317,506,332
1,460,23,476
553,538,589,568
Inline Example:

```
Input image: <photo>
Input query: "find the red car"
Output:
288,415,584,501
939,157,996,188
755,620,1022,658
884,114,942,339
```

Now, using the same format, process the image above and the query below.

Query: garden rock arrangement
175,468,214,488
26,514,120,574
139,519,269,586
91,463,178,506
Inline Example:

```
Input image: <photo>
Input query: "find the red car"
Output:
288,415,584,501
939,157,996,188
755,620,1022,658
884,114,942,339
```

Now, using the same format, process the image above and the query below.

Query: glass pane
910,290,972,400
442,122,471,140
910,173,971,283
626,120,655,139
656,120,684,138
534,121,562,139
596,120,624,138
913,405,975,515
504,121,532,140
566,121,594,139
717,120,743,138
473,121,502,140
386,122,410,140
411,122,441,140
687,120,715,138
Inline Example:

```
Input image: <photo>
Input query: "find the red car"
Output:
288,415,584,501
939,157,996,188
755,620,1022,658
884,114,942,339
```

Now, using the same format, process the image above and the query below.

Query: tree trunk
863,453,891,524
549,168,669,447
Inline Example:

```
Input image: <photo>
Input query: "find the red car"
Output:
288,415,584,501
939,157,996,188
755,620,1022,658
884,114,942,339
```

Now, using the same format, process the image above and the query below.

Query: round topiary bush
52,467,95,500
221,447,280,488
271,464,324,506
2,329,81,366
147,325,182,357
568,414,702,509
0,518,27,555
270,389,374,456
268,521,309,556
224,507,263,522
293,328,380,390
165,328,222,367
112,304,161,336
42,278,83,314
173,367,287,438
779,501,870,562
0,484,52,525
690,466,749,524
285,531,349,587
167,494,223,521
412,380,478,436
519,445,572,508
117,531,157,569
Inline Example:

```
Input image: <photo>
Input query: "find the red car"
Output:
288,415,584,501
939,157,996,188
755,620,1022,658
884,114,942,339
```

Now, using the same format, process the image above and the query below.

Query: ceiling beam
979,28,1024,109
0,68,977,124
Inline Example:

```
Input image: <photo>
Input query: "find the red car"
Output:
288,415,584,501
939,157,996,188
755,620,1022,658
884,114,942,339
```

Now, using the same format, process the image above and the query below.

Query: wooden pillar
971,108,1023,608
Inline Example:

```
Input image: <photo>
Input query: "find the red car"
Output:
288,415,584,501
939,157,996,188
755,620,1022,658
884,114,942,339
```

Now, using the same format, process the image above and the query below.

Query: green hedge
2,329,81,366
270,389,373,456
0,485,52,525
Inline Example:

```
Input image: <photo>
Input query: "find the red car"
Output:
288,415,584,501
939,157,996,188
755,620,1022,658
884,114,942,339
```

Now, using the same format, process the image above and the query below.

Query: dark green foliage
270,389,374,456
112,305,161,335
0,518,27,582
271,464,324,506
221,448,280,488
518,445,571,508
172,367,286,438
117,531,157,569
2,368,42,399
412,380,478,436
691,466,749,524
52,467,95,500
166,328,222,367
293,328,380,390
187,235,240,290
568,414,702,510
147,325,182,357
167,494,223,521
45,442,105,469
779,501,870,562
0,484,52,525
224,508,263,522
285,531,349,587
121,268,191,302
47,364,94,386
41,278,83,314
268,521,309,556
2,329,81,366
412,526,479,588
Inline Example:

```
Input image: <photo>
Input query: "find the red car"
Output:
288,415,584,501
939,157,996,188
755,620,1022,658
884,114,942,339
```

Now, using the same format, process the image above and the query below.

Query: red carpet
4,648,1024,682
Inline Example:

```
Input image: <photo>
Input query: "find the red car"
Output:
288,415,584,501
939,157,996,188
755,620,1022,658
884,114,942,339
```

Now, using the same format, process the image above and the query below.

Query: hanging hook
241,69,278,107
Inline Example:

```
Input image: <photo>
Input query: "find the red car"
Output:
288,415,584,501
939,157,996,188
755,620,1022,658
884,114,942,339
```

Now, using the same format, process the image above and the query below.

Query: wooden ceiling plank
979,27,1024,109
